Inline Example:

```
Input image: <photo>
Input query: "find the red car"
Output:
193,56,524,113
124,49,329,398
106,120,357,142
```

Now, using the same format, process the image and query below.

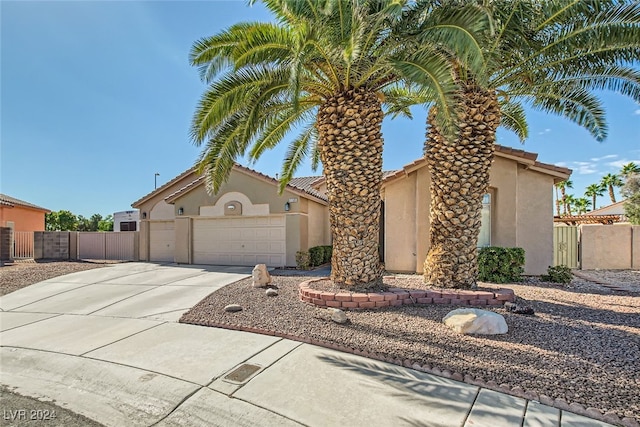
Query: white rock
266,288,278,297
329,308,348,324
252,264,272,288
443,308,508,335
224,304,242,313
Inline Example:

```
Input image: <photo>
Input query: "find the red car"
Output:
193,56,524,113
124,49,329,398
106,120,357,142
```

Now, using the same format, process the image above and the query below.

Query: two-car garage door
192,216,286,267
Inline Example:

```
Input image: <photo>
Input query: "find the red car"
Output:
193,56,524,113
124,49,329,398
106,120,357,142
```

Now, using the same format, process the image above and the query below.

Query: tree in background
600,173,624,204
555,180,573,216
620,162,640,179
574,197,591,215
98,215,114,231
622,173,640,225
45,210,78,231
563,194,577,217
46,211,113,231
584,183,605,211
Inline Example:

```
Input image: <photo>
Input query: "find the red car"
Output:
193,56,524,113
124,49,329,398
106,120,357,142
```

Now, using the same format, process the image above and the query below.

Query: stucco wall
383,173,417,273
580,224,633,269
489,157,518,248
174,217,191,264
0,206,47,231
382,155,559,276
174,171,301,217
307,201,330,248
516,168,555,275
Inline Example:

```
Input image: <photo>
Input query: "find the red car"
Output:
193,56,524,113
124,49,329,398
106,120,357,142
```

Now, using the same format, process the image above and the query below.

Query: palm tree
600,173,624,204
188,0,480,289
585,183,605,211
412,0,640,289
620,162,640,179
563,194,578,217
556,180,573,216
574,197,591,215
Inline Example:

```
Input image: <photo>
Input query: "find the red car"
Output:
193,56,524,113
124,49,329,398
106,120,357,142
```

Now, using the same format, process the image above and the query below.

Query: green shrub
541,265,572,283
322,245,333,264
478,247,525,283
296,251,310,270
308,246,324,266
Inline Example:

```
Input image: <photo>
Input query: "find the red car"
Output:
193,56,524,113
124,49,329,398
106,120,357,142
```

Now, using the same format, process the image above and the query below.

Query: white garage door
149,221,175,262
193,216,286,267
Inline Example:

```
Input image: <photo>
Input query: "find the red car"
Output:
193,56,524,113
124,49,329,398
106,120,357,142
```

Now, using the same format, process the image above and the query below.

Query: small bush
296,251,310,270
321,245,332,264
308,246,325,266
541,265,572,283
478,247,525,283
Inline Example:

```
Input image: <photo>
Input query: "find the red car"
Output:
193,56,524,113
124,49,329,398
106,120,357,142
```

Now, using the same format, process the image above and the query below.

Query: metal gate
553,226,578,268
12,231,34,259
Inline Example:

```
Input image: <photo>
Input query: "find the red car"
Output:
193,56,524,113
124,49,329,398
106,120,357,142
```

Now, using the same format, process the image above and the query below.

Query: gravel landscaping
0,260,110,296
181,271,640,426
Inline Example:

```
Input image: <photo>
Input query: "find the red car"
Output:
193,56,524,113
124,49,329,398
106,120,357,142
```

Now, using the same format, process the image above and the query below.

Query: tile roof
0,194,50,212
131,167,197,208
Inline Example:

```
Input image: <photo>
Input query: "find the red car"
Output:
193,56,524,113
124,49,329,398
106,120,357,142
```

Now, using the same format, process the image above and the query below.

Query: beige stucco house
132,145,570,275
132,165,330,268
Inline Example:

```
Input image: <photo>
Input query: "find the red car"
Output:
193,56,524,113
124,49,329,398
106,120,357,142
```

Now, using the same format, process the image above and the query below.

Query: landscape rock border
299,277,516,309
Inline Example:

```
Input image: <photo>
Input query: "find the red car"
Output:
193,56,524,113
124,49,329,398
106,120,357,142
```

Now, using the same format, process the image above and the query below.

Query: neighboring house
132,145,570,275
0,194,50,232
586,200,626,216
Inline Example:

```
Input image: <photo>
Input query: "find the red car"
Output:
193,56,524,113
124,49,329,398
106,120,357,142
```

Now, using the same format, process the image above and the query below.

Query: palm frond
499,99,528,142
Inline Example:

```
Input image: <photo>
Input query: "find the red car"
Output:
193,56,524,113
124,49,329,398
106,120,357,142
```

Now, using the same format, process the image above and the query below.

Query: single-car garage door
149,221,175,262
193,216,285,266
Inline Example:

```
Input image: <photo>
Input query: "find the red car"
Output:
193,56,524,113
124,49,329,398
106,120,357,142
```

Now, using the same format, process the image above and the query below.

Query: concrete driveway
0,263,615,427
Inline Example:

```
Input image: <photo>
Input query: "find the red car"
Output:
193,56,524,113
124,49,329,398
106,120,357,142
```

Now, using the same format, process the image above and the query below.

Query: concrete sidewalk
0,263,613,427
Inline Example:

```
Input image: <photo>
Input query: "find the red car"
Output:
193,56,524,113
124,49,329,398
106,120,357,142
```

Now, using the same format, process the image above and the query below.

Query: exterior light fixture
284,202,290,212
178,207,184,215
142,212,147,219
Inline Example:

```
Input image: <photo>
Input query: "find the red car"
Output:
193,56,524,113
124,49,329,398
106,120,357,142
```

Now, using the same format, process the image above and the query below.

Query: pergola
553,214,623,226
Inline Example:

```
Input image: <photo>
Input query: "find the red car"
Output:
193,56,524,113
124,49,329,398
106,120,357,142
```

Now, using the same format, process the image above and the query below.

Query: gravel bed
181,273,640,424
0,260,111,296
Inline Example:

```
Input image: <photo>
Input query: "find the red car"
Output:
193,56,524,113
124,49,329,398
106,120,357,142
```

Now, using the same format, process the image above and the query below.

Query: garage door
193,216,285,266
149,221,175,262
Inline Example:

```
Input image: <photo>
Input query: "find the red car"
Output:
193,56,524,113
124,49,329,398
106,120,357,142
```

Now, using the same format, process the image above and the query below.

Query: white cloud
538,128,551,135
576,165,599,175
590,154,618,162
634,109,640,115
561,160,600,175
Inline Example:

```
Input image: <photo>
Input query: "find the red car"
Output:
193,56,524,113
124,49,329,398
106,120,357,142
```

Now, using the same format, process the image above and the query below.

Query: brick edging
185,319,635,427
298,277,516,309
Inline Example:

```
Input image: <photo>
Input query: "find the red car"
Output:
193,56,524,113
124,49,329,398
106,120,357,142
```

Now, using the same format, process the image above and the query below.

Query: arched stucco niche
200,191,269,217
150,200,175,220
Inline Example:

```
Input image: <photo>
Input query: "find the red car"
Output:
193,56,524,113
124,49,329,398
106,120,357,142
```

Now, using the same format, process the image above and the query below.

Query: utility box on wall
0,227,12,262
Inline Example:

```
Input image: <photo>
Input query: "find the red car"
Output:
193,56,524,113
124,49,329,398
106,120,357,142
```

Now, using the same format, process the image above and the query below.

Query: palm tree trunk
608,185,616,203
555,187,561,216
317,88,384,289
591,195,596,211
423,82,500,289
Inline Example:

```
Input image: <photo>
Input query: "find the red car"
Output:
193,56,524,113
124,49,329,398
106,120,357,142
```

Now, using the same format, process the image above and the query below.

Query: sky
2,1,639,218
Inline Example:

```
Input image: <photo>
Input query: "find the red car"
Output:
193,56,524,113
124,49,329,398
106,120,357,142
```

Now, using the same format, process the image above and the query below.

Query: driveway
0,263,615,427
